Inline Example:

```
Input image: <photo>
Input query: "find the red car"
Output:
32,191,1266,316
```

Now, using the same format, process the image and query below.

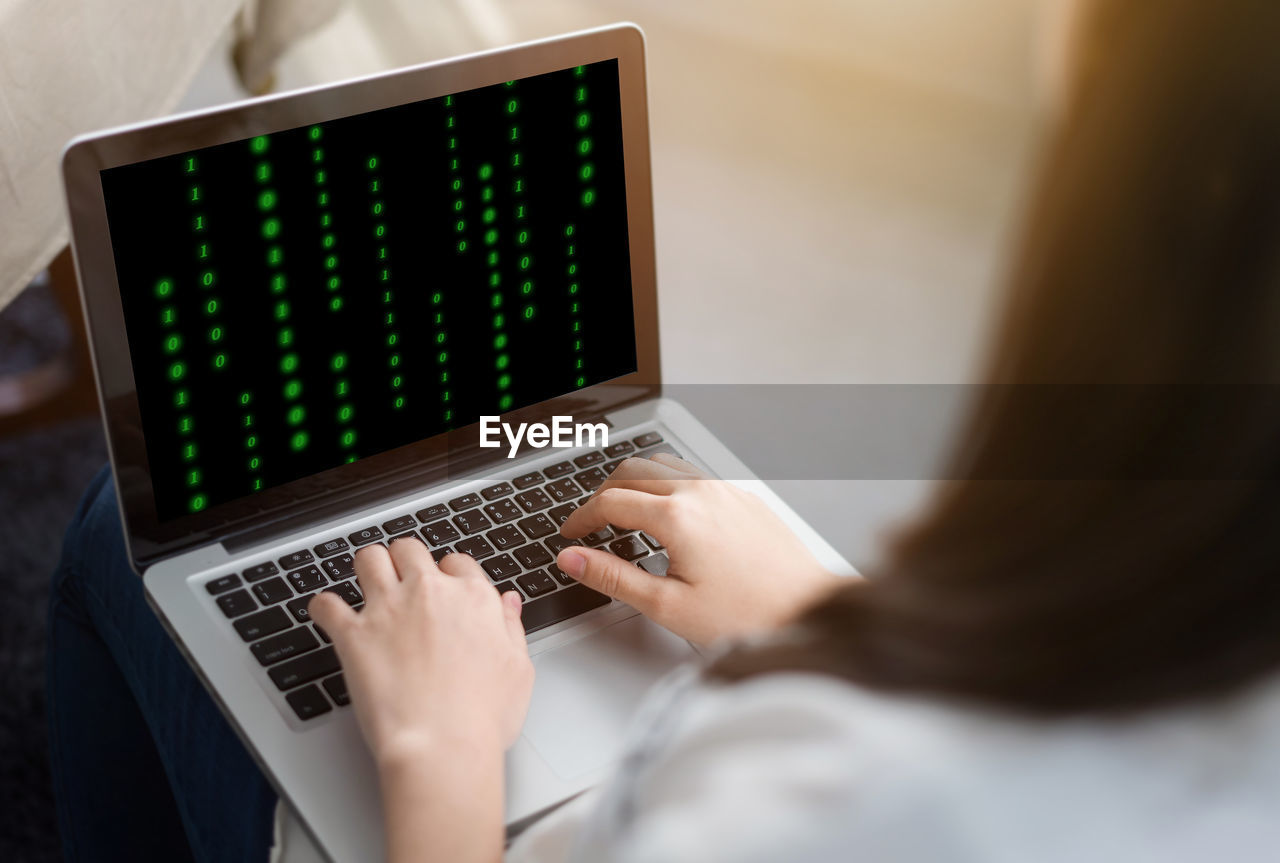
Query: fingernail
559,548,586,577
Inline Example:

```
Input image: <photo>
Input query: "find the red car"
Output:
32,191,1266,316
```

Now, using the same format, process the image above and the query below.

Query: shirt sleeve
506,668,898,863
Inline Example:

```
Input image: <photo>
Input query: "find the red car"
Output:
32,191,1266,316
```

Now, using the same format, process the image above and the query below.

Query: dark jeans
46,467,277,862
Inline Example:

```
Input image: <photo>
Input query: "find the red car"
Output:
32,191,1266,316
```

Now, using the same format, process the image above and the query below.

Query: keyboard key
313,538,349,558
545,478,581,502
603,458,625,474
278,550,314,570
609,535,649,561
253,577,294,606
573,451,605,469
431,547,453,563
548,502,578,527
632,431,663,448
486,525,525,552
349,526,383,546
285,595,316,623
205,574,241,596
584,527,614,546
449,493,482,512
382,515,416,535
242,562,279,582
483,498,522,524
415,503,449,522
515,488,554,513
521,584,610,634
285,685,332,720
643,443,681,458
453,510,492,536
455,536,495,560
545,535,582,555
313,623,331,643
640,531,664,550
481,482,514,500
287,565,326,593
324,582,362,607
514,543,554,570
638,553,670,576
496,581,522,597
517,513,557,540
322,553,355,581
269,645,341,691
517,570,556,598
548,563,575,586
481,554,521,582
543,461,574,479
574,467,607,492
421,520,460,546
603,441,635,458
233,606,291,642
251,627,319,666
322,674,350,706
513,471,543,489
216,589,257,619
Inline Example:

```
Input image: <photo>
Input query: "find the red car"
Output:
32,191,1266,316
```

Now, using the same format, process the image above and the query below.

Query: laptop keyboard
206,431,678,722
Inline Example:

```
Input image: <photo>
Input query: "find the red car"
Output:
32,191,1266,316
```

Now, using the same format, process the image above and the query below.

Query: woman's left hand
309,538,535,767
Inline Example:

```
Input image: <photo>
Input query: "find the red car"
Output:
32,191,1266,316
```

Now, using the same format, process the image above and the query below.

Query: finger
556,546,673,614
560,487,672,538
648,452,705,476
437,549,488,583
308,590,356,642
600,456,688,491
501,589,527,646
387,533,434,582
353,544,399,604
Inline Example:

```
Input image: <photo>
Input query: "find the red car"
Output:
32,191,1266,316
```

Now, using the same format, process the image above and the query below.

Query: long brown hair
711,0,1280,714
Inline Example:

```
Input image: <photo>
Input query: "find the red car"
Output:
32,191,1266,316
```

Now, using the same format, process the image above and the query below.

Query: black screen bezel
62,25,659,568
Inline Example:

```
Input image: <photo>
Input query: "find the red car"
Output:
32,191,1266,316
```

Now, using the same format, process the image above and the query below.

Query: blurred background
0,1,1044,859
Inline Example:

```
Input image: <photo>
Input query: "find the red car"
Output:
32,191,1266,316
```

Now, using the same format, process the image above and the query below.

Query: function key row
481,481,514,500
415,503,449,522
382,515,416,535
513,471,543,489
449,492,482,511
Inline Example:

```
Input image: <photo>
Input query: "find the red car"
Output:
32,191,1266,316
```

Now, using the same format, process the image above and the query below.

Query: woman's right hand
556,454,839,646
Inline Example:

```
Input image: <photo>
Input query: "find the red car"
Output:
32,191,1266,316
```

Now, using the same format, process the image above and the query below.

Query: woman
47,0,1280,860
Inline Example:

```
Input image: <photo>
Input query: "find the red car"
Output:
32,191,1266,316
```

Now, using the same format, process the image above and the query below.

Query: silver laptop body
62,23,855,861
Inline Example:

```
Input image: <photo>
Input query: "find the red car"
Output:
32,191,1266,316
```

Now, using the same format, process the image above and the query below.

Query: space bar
522,584,610,634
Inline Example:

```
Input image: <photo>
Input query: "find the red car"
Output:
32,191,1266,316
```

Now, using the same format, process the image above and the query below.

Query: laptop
61,22,855,860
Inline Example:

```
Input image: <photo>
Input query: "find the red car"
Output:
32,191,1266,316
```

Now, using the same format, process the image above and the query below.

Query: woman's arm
377,733,505,863
309,540,533,863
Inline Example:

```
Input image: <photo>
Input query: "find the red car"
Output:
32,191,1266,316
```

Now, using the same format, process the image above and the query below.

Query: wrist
374,721,503,774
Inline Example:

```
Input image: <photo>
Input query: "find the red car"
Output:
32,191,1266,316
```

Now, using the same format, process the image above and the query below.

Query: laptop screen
100,60,637,523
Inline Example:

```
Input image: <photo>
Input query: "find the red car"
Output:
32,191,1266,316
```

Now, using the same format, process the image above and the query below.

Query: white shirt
506,665,1280,862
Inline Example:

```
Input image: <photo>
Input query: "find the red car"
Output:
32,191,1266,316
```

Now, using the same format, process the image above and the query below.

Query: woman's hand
310,539,531,863
556,454,838,646
308,538,534,766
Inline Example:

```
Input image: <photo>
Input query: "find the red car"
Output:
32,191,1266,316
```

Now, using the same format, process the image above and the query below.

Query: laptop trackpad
522,615,697,780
